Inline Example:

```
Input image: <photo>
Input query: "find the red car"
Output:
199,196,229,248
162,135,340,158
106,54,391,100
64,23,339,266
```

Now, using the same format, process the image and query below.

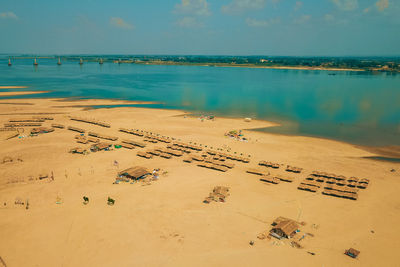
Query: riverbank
134,61,366,72
0,97,399,267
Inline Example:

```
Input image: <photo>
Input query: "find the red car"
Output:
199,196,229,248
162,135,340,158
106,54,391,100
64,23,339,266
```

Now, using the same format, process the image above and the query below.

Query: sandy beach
0,90,49,96
0,97,399,267
0,86,28,89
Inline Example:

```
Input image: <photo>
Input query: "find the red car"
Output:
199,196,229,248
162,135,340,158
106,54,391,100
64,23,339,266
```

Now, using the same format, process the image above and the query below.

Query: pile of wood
203,186,230,203
74,134,99,144
154,147,184,157
9,118,44,122
88,132,118,141
298,181,319,192
90,142,112,152
31,127,54,134
69,147,88,154
205,149,250,163
51,123,65,129
118,142,136,149
67,126,85,133
286,165,303,173
197,162,229,172
259,161,280,169
5,122,42,127
70,116,110,128
167,144,192,153
274,175,294,183
137,151,153,159
122,139,146,148
260,175,280,184
119,128,144,137
246,168,269,176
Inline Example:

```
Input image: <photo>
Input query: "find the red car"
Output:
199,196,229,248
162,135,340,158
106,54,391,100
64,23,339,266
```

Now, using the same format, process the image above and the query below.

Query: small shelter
90,142,112,152
118,166,151,180
270,219,298,239
345,248,360,259
203,186,230,203
31,127,54,134
69,147,87,154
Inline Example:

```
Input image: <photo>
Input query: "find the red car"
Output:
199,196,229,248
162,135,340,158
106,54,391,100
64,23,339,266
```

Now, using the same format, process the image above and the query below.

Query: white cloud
0,11,18,20
294,15,311,24
222,0,267,13
175,0,211,16
324,14,334,21
110,17,134,30
363,7,370,13
331,0,358,11
294,1,303,11
376,0,389,11
176,16,203,28
246,17,279,27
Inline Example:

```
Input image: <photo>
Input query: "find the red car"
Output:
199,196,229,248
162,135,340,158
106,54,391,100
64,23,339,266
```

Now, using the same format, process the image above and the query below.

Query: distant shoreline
134,61,365,72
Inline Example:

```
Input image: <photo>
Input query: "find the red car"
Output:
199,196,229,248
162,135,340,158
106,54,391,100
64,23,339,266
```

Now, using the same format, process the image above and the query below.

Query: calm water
1,58,399,146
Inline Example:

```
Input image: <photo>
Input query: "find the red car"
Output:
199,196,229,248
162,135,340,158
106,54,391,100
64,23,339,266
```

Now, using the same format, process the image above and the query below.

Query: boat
79,58,83,65
33,57,38,66
8,58,11,66
118,58,121,64
57,57,62,65
99,58,103,65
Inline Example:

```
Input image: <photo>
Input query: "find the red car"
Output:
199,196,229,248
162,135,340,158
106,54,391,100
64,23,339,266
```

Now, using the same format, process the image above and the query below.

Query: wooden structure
31,127,54,134
69,147,87,154
122,139,146,148
259,160,280,168
88,132,118,141
204,186,230,203
260,176,280,184
270,219,298,239
67,126,85,133
5,122,42,127
286,165,303,173
118,166,150,180
137,151,152,159
246,168,269,176
90,142,112,152
345,248,360,259
51,123,65,129
70,116,110,128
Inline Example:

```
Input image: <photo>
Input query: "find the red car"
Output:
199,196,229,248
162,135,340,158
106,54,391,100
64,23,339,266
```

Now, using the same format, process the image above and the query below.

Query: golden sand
0,86,28,89
0,98,399,267
0,91,49,96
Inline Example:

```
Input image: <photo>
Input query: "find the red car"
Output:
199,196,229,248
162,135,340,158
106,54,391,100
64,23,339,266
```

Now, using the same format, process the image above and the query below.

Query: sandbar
0,98,398,267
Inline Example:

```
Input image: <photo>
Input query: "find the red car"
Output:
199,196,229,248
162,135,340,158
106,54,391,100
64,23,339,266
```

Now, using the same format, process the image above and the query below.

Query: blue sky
0,0,399,56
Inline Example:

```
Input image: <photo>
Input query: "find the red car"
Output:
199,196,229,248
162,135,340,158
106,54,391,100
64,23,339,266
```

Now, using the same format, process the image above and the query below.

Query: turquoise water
1,58,399,146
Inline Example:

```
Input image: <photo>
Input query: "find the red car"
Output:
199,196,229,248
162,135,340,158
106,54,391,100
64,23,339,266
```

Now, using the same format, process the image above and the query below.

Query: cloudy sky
0,0,398,56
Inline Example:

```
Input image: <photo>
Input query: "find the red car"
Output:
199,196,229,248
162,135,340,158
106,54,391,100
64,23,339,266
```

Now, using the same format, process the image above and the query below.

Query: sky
0,0,399,56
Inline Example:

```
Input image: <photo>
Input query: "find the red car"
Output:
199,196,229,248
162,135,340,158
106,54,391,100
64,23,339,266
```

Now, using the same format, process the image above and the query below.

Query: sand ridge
0,98,399,267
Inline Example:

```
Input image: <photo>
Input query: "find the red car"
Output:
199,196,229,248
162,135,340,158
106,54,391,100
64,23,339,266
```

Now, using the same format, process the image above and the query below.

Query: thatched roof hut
270,220,298,239
90,142,112,152
118,166,150,180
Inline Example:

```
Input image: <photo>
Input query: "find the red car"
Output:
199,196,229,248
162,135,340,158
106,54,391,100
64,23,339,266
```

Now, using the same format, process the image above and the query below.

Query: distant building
260,59,269,63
